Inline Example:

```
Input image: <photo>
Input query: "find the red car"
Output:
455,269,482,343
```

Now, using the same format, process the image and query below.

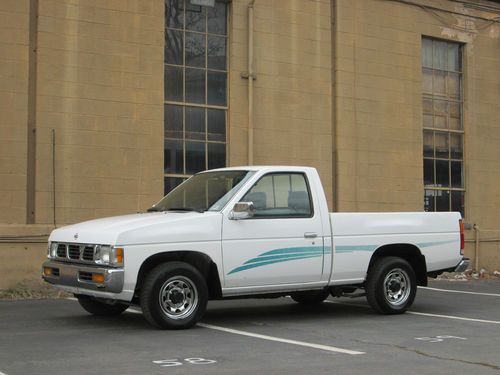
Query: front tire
140,262,208,329
366,256,416,314
76,295,129,316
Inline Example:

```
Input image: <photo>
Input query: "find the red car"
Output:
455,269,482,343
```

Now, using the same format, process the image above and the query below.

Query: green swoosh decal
228,246,327,275
229,254,323,275
416,240,456,248
228,239,455,276
335,245,377,253
335,240,456,254
244,250,324,264
259,246,321,256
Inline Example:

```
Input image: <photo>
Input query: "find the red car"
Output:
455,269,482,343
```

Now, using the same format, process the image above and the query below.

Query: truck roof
201,165,318,173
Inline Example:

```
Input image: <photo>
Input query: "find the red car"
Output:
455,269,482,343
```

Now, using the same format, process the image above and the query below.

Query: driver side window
240,173,312,218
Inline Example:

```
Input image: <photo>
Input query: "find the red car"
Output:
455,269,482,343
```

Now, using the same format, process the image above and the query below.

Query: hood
49,211,223,245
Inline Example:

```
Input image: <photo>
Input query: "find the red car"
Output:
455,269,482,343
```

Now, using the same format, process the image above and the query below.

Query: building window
164,0,228,194
422,37,464,217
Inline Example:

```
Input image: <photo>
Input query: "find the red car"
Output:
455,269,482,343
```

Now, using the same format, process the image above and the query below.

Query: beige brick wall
333,0,500,268
229,0,333,208
0,242,48,289
0,0,30,224
0,224,52,289
0,0,166,286
0,0,499,289
34,0,165,224
334,0,424,212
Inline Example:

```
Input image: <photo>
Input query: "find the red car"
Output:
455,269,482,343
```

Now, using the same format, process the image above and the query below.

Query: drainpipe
247,0,256,165
51,129,56,228
473,224,480,271
331,0,338,212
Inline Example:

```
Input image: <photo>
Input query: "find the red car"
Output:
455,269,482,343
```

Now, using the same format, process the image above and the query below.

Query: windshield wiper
147,206,164,212
166,207,204,213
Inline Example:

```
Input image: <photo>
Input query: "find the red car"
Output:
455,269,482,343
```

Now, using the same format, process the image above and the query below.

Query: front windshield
150,170,255,213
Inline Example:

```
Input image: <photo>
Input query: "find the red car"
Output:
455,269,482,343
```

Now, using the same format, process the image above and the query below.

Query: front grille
79,271,92,281
68,244,81,260
56,244,67,258
82,246,95,261
52,242,107,264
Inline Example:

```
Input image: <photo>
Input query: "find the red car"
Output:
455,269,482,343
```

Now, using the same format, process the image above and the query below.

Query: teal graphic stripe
335,240,457,254
229,254,323,275
228,246,327,275
335,245,377,253
416,240,456,248
228,239,456,275
258,246,327,256
244,250,323,265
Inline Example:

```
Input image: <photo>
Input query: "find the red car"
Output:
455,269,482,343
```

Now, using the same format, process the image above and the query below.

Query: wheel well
368,244,428,286
134,251,222,300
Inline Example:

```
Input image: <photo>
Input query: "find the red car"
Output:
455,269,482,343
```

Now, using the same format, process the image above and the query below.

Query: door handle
304,232,318,238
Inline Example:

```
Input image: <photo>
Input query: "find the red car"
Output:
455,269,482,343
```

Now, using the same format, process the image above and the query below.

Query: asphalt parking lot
1,280,499,375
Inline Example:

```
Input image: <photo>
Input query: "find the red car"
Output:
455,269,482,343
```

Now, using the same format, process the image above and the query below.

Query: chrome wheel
383,268,411,306
159,276,198,320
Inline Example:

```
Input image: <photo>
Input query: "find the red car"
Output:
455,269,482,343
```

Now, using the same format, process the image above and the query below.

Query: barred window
164,0,228,194
422,38,464,216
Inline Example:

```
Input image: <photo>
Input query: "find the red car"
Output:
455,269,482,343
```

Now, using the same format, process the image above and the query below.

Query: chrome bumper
454,258,470,273
42,260,124,293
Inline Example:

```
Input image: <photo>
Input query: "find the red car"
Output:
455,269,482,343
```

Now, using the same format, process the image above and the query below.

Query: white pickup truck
43,166,468,329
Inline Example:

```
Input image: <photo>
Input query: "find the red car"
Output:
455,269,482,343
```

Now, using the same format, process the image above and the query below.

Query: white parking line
326,300,500,325
197,323,365,355
1,371,8,375
406,311,500,324
124,308,364,355
418,286,500,297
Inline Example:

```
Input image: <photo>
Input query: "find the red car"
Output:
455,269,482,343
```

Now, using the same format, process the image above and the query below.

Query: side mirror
229,202,255,220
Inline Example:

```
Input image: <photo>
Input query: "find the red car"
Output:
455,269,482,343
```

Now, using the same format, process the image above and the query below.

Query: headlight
48,242,58,258
95,245,124,266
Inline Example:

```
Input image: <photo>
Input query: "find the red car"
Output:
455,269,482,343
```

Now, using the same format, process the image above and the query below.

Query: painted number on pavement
153,358,217,367
415,335,467,343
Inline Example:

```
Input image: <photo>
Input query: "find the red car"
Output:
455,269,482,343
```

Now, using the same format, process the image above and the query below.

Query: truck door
221,172,325,288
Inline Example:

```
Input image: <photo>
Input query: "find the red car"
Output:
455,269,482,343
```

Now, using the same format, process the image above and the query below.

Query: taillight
459,219,465,255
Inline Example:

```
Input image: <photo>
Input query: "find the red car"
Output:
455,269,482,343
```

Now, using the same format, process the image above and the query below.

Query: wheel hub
168,288,185,305
388,280,401,293
383,268,411,306
159,276,198,320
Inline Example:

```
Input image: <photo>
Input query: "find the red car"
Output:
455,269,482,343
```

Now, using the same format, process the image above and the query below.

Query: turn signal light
115,248,124,264
92,273,105,283
43,267,53,276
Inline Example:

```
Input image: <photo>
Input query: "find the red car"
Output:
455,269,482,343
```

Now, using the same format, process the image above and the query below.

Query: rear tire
76,295,129,316
291,289,330,305
140,261,208,329
366,256,416,314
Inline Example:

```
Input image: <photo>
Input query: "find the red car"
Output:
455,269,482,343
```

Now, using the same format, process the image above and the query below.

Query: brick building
0,0,499,288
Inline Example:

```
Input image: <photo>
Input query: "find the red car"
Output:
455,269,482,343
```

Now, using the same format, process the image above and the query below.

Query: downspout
51,129,56,228
331,0,338,212
26,0,39,223
473,224,480,271
247,0,256,165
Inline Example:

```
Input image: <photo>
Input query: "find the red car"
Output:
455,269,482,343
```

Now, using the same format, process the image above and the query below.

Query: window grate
422,37,464,217
164,0,229,195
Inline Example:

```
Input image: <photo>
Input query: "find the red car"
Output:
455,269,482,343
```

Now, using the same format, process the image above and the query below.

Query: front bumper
454,258,470,273
42,260,124,293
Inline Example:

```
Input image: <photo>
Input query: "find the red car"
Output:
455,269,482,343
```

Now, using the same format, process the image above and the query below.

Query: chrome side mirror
229,202,255,220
